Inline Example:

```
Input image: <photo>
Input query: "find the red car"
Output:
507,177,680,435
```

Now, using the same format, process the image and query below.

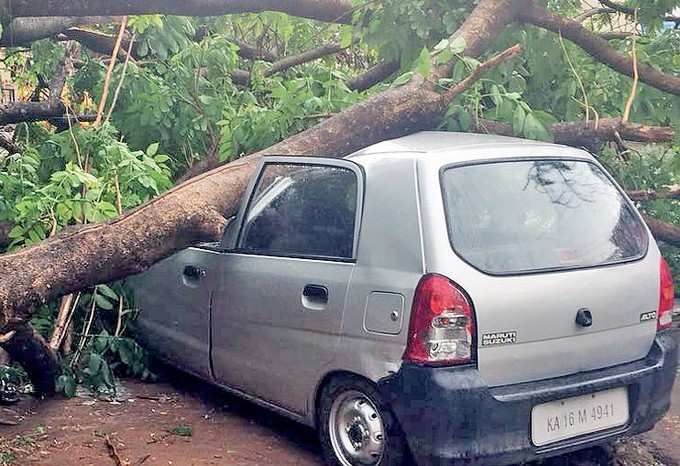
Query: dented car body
132,132,678,466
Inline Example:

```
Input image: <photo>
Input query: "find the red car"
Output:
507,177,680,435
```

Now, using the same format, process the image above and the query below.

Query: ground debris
104,434,127,466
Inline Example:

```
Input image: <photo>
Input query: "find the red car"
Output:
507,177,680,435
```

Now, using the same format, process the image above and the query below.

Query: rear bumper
379,332,678,466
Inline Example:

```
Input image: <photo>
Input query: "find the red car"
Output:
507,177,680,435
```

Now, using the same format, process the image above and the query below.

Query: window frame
222,156,365,263
438,156,650,277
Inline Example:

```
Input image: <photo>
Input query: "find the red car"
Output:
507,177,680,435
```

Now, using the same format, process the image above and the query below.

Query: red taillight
658,258,675,331
403,274,476,366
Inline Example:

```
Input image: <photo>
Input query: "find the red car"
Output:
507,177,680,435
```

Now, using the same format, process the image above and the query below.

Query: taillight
658,258,675,331
403,274,476,366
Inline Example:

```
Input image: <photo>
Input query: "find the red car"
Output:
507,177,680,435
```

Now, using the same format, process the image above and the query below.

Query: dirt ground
0,365,677,466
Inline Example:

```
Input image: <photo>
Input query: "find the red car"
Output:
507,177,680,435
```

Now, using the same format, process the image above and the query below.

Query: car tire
318,375,409,466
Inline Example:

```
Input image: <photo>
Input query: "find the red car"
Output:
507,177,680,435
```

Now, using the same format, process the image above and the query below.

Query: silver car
132,132,678,466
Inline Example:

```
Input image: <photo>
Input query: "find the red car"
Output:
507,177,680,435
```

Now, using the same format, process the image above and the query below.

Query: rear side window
441,160,648,275
239,163,358,260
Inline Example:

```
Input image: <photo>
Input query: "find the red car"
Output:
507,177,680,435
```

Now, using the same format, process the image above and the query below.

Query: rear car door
133,246,221,379
211,157,363,415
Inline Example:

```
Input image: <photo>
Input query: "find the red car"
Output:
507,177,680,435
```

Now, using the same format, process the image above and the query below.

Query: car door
211,157,363,416
133,246,221,379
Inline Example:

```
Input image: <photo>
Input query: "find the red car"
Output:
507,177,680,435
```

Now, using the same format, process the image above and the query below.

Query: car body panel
134,247,221,379
211,253,354,415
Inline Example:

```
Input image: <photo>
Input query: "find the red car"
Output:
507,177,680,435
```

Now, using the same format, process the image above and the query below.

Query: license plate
531,387,629,447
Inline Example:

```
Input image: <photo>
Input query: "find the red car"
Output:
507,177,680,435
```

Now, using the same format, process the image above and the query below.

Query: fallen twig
105,434,124,466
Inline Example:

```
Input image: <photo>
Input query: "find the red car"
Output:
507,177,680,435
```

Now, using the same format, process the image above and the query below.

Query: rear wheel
318,375,408,466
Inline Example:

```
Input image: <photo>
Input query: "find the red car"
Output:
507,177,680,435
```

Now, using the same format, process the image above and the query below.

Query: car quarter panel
327,154,425,391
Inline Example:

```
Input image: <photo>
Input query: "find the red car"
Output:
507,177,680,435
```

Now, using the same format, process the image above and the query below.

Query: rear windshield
441,159,648,275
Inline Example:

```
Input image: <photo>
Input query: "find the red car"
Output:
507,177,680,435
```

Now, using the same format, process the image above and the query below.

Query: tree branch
576,7,616,22
0,46,83,127
643,214,680,247
628,188,680,202
59,27,134,60
598,0,680,23
600,31,639,40
0,16,120,46
0,324,58,396
231,41,348,85
3,0,354,24
267,42,345,75
442,45,522,101
346,61,400,92
231,39,279,62
469,117,674,147
518,2,680,96
0,133,20,154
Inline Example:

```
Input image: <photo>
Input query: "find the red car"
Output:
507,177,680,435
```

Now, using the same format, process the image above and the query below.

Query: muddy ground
0,365,677,466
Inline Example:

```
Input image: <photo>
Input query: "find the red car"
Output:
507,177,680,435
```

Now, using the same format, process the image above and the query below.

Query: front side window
441,159,648,274
239,163,358,260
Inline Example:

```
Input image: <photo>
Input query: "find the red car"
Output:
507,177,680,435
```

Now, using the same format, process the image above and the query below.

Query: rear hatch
439,158,659,387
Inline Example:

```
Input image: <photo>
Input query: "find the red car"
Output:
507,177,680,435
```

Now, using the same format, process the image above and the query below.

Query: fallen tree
0,0,522,330
0,0,678,392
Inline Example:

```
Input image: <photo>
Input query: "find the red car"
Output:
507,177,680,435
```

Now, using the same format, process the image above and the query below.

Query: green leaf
523,112,554,142
434,39,450,52
168,424,192,437
435,48,454,66
391,72,414,88
88,352,103,375
146,142,160,157
490,85,502,106
458,110,472,131
94,294,114,310
449,36,466,55
512,105,526,135
118,340,133,365
414,47,431,78
57,374,77,398
340,25,354,48
98,284,118,301
8,225,24,239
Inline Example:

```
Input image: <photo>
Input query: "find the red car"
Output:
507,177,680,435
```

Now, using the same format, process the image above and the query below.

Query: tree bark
469,117,674,146
0,16,119,46
59,27,134,60
0,222,12,249
643,215,680,247
628,189,680,202
0,0,523,332
232,41,348,86
231,39,278,62
519,2,680,96
0,325,58,396
0,0,354,24
347,61,400,92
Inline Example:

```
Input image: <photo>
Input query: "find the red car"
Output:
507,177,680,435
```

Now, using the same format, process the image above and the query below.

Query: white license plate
531,387,629,447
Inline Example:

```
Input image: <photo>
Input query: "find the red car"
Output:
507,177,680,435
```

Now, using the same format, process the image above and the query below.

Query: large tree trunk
0,0,522,331
0,0,354,24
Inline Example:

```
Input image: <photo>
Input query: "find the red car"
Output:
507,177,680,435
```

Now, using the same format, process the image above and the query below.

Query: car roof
346,131,594,165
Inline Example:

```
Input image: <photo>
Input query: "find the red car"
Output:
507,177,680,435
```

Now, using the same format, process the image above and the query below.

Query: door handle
303,284,329,304
183,265,206,279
